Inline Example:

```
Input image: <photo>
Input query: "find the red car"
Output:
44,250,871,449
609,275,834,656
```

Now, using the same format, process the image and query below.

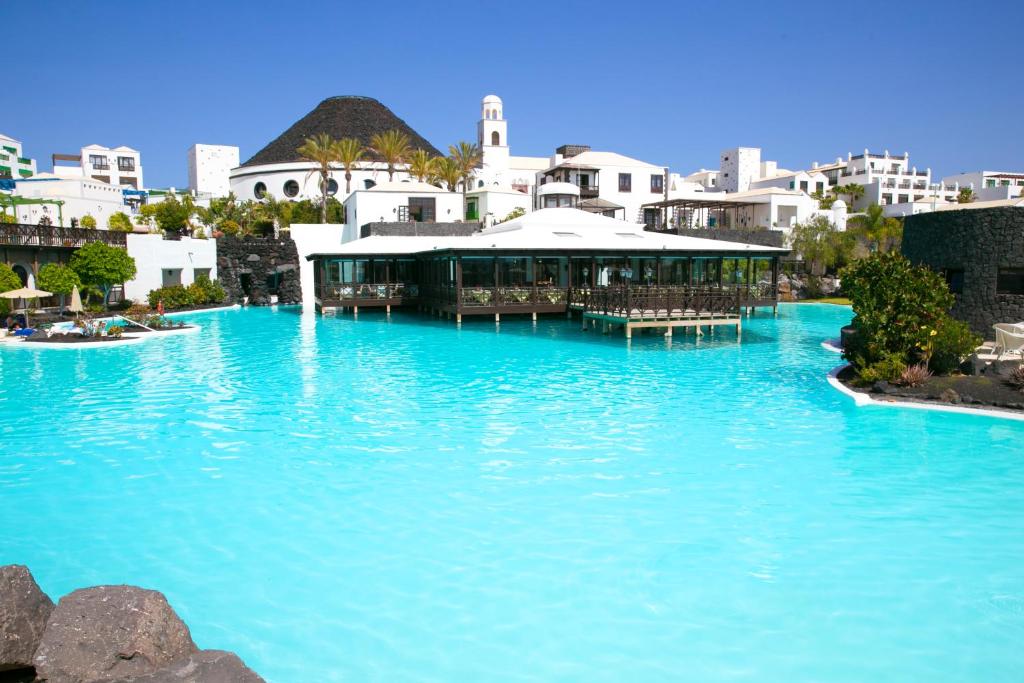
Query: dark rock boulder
108,650,264,683
33,586,196,683
0,564,55,671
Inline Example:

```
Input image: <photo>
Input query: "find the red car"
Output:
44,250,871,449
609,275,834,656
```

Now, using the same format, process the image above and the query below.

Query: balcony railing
578,183,599,197
318,283,418,302
0,223,128,249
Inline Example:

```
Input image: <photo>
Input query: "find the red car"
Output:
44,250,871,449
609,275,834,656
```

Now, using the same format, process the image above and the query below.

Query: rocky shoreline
835,365,1024,413
0,565,263,682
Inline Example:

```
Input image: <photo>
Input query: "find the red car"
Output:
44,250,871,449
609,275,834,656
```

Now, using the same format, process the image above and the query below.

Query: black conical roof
241,96,442,167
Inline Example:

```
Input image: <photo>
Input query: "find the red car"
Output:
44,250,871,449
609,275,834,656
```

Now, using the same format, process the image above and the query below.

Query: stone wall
360,221,481,238
673,228,787,249
217,236,302,305
902,207,1024,336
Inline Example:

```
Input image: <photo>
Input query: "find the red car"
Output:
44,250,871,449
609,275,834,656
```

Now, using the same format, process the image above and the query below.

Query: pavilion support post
495,313,500,324
532,312,537,322
353,306,358,317
456,313,462,325
386,304,391,316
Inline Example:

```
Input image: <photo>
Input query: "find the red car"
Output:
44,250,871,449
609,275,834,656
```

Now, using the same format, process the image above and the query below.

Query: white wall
343,188,464,242
188,144,239,197
13,177,128,227
124,234,218,302
289,223,346,313
229,162,410,204
471,189,531,222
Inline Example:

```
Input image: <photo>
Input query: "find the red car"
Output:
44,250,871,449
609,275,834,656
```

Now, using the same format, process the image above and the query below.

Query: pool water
2,305,1022,682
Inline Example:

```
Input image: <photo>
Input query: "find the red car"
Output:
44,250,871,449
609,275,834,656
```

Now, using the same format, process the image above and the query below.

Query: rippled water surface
2,304,1023,682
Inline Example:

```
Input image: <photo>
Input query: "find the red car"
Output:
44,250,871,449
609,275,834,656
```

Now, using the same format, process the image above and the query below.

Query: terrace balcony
578,183,599,199
0,222,128,249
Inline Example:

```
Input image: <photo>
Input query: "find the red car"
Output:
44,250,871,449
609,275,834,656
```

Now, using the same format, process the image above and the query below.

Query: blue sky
6,1,1022,187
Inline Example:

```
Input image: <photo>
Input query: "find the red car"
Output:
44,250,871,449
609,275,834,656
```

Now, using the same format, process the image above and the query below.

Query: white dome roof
482,94,502,104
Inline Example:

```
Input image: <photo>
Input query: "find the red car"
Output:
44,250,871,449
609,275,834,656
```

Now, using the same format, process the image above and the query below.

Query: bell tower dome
477,94,510,181
478,94,508,149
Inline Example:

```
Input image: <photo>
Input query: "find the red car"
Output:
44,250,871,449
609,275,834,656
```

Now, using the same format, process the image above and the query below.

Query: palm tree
408,149,434,182
297,133,338,223
957,187,976,204
449,141,482,217
369,129,411,182
848,203,903,253
833,183,864,210
433,157,462,193
333,137,364,195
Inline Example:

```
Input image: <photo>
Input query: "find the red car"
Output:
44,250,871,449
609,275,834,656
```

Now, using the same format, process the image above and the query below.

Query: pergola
643,196,763,231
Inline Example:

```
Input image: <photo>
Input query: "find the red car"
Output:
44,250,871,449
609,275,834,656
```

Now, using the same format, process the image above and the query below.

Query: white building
123,234,218,302
538,148,668,226
9,174,129,227
474,94,548,196
465,183,532,224
941,171,1024,200
52,144,144,189
681,169,719,190
340,180,464,242
0,133,36,179
718,147,763,193
188,144,239,197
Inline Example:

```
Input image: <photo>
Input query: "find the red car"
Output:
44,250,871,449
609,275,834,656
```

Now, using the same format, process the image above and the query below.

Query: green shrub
107,212,133,231
80,214,97,228
219,219,240,236
185,275,226,306
841,251,954,371
147,284,192,309
929,318,981,375
0,263,23,315
855,352,908,385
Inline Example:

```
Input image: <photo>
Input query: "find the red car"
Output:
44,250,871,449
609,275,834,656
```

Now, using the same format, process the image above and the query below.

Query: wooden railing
317,283,418,302
0,223,128,249
460,286,568,307
575,286,741,318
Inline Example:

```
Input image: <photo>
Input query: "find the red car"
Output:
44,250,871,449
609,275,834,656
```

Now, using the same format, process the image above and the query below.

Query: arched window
491,131,500,146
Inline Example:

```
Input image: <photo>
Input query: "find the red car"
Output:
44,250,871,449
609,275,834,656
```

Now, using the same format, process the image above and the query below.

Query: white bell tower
477,94,509,182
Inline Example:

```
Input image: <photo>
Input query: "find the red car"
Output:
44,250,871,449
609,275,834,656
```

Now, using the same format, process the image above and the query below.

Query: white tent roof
311,208,786,258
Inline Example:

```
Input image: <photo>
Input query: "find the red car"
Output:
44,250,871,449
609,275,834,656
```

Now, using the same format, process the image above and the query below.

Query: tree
848,203,903,253
69,241,137,310
297,133,338,223
841,251,967,375
789,215,851,276
0,263,23,316
498,207,526,223
36,263,81,311
957,187,976,204
135,204,158,228
369,129,411,182
333,137,364,194
108,211,133,232
432,156,462,193
833,183,864,209
80,214,97,229
408,149,434,182
154,196,190,235
810,190,835,209
449,141,482,217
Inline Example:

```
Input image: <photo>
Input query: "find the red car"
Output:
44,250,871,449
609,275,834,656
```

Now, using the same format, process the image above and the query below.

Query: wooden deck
576,286,743,340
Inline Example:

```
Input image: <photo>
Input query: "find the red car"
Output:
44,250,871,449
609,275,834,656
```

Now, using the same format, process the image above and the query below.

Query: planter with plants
834,251,1024,413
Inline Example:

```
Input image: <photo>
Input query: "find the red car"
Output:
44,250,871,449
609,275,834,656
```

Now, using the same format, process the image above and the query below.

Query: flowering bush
841,252,968,378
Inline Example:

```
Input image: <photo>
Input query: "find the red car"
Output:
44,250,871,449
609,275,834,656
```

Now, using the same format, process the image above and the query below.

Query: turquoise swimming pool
2,304,1022,681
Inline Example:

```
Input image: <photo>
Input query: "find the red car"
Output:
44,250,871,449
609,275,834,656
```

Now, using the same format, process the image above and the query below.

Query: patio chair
994,323,1024,358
